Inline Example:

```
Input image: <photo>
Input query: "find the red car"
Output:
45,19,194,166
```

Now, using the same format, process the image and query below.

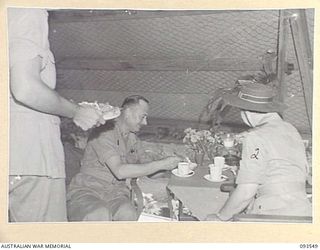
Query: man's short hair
121,95,149,109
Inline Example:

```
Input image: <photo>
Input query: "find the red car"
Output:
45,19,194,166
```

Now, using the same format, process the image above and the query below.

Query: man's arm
214,183,258,221
105,154,181,180
10,56,105,130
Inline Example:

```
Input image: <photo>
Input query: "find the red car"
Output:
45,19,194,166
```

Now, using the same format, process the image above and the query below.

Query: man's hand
161,156,181,170
73,105,106,131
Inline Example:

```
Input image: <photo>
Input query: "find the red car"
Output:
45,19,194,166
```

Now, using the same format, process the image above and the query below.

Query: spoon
185,157,191,163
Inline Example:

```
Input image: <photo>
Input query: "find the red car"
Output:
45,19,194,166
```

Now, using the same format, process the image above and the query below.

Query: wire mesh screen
50,10,280,60
51,9,313,133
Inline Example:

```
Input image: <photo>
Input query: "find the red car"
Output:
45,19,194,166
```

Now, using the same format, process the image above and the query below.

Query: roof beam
56,57,265,71
49,9,250,23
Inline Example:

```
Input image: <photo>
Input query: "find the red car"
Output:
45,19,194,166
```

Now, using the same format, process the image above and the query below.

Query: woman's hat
222,82,287,112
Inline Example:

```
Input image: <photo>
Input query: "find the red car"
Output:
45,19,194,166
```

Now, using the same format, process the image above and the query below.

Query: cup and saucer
171,169,195,178
171,162,195,178
203,174,228,183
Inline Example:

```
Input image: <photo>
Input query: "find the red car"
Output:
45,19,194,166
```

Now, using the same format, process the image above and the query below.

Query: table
167,165,235,221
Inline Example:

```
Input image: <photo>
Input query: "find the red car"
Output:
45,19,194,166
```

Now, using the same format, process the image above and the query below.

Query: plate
203,174,228,183
222,164,238,176
102,108,121,120
171,169,195,178
79,101,121,120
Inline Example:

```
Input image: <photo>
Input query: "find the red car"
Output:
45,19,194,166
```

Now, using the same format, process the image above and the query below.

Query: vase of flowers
194,151,205,166
183,128,217,166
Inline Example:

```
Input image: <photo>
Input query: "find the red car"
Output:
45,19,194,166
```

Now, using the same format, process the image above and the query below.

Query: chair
233,214,312,223
220,182,312,223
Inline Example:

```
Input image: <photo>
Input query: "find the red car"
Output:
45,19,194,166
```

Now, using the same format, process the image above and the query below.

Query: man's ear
122,107,131,119
123,107,128,115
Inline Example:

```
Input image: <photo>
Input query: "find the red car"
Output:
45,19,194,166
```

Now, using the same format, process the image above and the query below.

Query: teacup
209,163,222,180
178,162,191,176
214,156,225,168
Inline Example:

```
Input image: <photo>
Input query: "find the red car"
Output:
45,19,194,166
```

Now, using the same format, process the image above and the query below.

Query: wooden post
276,10,289,107
297,10,313,68
289,10,313,133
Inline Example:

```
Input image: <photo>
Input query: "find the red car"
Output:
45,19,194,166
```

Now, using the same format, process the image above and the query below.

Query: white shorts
9,175,67,222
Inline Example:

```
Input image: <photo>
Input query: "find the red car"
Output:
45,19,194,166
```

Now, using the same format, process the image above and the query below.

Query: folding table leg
166,187,175,220
178,200,183,221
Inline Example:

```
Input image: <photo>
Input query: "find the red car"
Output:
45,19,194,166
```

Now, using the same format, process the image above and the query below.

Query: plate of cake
79,101,121,120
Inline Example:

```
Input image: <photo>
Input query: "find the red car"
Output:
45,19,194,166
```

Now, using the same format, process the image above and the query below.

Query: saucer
171,169,195,178
203,174,228,183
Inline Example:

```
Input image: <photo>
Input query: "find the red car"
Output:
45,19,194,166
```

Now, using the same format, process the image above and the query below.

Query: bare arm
10,56,79,118
10,56,105,130
217,183,258,221
105,154,181,180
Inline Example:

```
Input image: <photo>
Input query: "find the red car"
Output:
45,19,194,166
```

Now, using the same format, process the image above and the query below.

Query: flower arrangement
183,128,243,165
182,128,216,155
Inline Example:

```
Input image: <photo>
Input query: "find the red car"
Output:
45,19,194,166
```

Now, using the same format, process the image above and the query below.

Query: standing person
67,95,181,221
8,8,106,222
207,82,311,221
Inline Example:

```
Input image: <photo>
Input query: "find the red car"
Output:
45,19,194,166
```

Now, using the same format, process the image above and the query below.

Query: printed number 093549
300,244,318,248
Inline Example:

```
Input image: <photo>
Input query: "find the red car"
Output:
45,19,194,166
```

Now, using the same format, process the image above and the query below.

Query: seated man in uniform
67,95,181,221
207,82,311,221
